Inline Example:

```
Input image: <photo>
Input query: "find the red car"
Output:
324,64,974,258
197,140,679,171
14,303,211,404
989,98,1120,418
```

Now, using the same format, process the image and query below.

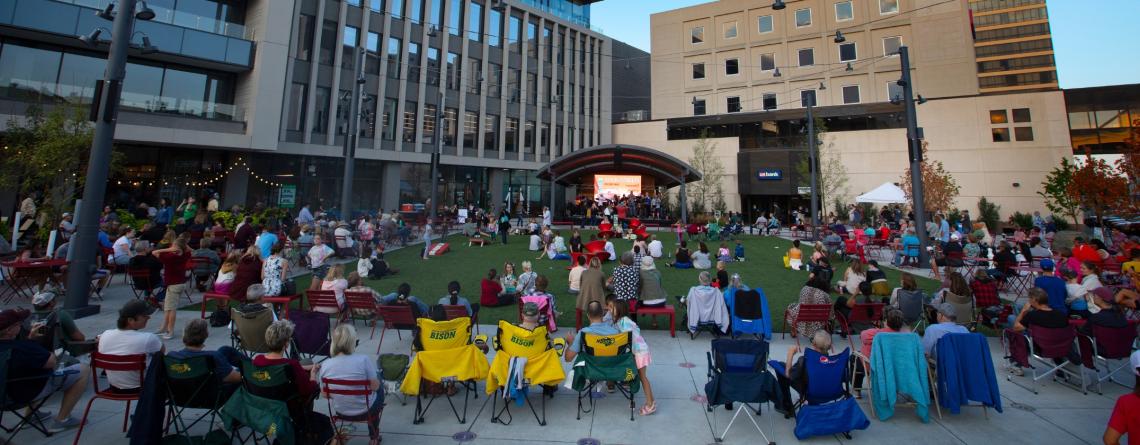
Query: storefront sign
756,169,783,180
278,185,296,208
798,186,812,195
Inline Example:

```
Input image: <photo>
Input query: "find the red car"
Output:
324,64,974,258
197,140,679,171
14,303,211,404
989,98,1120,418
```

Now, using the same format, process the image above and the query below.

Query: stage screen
594,175,642,199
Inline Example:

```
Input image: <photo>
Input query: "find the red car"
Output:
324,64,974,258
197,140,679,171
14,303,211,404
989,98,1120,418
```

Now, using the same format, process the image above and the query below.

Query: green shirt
32,308,78,344
182,203,198,220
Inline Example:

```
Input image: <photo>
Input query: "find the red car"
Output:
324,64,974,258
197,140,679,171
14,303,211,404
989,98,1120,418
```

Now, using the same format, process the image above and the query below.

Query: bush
858,203,875,225
977,197,1001,233
1008,211,1033,230
1051,215,1072,231
947,208,962,228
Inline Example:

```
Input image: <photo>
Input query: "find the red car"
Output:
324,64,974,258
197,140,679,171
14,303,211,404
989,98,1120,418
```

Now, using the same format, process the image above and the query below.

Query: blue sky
591,0,1140,89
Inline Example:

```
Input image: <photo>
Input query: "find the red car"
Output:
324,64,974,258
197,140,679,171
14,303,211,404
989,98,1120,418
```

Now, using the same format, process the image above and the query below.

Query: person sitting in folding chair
774,329,832,414
399,315,489,424
564,301,641,421
164,319,241,438
921,303,969,359
168,319,243,390
770,332,870,440
318,323,383,443
605,295,657,416
485,311,565,426
1003,288,1078,377
1103,350,1140,445
0,308,89,433
247,320,319,427
703,338,781,445
684,271,730,338
722,274,772,341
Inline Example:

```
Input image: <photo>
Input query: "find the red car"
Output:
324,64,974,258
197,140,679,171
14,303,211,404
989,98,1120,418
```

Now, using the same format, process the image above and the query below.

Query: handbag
282,278,298,296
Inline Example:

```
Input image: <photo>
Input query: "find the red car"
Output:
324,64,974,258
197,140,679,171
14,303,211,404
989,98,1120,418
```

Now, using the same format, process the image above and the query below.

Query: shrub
1008,211,1033,230
1051,215,1072,231
977,197,1001,233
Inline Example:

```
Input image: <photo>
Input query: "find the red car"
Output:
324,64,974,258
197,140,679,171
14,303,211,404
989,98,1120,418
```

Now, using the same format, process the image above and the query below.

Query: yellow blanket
400,345,490,395
485,349,567,394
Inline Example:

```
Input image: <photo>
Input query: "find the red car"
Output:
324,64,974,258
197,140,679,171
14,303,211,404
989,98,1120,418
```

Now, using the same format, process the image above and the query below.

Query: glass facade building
1065,84,1140,155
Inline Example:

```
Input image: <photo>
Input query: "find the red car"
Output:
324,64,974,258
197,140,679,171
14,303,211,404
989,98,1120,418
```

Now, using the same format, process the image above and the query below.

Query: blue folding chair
771,348,870,440
704,339,779,444
724,287,772,341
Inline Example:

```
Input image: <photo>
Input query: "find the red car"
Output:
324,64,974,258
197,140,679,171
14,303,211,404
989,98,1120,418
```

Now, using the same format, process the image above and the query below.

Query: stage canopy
855,182,908,204
536,144,703,188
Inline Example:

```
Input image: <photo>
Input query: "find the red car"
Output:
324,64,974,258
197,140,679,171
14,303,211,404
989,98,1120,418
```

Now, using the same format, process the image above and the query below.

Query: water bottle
987,247,994,261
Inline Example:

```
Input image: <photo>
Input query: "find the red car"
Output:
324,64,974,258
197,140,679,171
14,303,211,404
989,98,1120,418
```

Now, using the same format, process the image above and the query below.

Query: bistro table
0,259,68,303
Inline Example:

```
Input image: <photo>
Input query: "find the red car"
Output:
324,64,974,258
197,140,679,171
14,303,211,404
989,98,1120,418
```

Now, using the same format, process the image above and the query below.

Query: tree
687,131,725,216
899,141,960,213
1037,157,1081,226
1069,154,1130,226
0,105,110,241
795,117,850,215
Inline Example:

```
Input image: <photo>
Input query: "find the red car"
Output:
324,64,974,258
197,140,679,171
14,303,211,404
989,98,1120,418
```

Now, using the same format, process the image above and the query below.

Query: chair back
844,239,857,254
496,320,550,358
795,304,833,325
943,292,975,326
413,317,472,352
306,289,341,313
91,352,147,395
846,303,884,326
289,310,332,358
377,304,418,330
232,306,275,354
803,348,851,405
732,289,765,320
241,360,295,402
584,240,606,255
128,267,156,291
344,290,376,313
321,377,376,416
897,290,926,324
442,305,470,321
165,354,222,409
710,338,768,374
189,257,212,272
1028,325,1077,359
581,332,632,357
1090,324,1137,359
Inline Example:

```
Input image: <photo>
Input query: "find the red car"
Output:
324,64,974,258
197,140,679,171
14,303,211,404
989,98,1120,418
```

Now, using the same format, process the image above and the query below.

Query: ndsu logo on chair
509,334,535,347
596,336,616,347
168,363,191,373
429,328,457,340
253,370,271,382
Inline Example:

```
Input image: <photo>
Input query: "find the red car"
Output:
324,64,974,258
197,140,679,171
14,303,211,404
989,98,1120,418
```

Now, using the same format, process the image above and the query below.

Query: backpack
208,308,231,327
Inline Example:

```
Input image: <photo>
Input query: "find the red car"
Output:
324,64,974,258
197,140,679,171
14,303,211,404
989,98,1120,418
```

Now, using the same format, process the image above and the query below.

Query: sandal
639,402,657,416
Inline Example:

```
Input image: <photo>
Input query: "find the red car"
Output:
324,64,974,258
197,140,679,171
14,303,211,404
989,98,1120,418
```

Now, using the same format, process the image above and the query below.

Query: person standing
58,212,76,242
152,237,191,339
207,193,220,213
177,197,198,222
155,198,173,227
255,224,279,260
542,206,552,228
421,222,433,260
498,209,511,244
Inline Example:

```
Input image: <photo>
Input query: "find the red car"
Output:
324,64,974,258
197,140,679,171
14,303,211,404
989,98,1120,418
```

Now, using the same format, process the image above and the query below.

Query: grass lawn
196,230,941,334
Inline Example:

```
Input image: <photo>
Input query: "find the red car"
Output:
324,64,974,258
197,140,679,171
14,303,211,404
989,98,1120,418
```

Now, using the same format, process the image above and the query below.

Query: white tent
855,182,907,204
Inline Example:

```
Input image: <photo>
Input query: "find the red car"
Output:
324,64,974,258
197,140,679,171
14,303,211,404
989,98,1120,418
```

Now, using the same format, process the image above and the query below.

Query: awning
855,182,907,204
536,144,703,188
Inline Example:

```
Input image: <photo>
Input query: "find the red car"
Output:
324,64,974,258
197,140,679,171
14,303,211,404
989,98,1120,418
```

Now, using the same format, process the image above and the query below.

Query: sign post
278,185,297,208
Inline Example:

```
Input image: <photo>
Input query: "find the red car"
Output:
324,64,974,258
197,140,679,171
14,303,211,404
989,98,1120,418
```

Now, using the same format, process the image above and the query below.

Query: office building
968,0,1058,94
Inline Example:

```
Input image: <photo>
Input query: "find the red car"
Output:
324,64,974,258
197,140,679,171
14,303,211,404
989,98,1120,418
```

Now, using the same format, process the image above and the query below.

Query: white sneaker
160,332,174,340
1006,365,1024,376
46,416,82,433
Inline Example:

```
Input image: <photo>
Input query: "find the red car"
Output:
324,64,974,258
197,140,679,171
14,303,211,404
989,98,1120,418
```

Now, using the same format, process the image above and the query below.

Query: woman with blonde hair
517,260,538,295
809,241,828,271
318,264,349,314
318,323,383,442
212,251,241,294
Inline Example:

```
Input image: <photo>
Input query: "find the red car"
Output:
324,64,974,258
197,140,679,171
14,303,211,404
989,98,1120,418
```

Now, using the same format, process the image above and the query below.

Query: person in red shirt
1072,237,1102,266
480,268,510,306
1104,350,1140,445
152,236,192,339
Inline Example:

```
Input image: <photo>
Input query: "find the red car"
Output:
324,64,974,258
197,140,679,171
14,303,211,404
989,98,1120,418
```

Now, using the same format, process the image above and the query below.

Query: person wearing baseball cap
31,290,86,346
0,308,90,432
1103,349,1140,445
1033,258,1069,314
97,299,164,392
920,303,969,357
520,302,541,330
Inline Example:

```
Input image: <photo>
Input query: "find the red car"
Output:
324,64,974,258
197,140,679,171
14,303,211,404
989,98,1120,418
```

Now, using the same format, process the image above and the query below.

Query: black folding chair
0,349,57,441
164,354,230,441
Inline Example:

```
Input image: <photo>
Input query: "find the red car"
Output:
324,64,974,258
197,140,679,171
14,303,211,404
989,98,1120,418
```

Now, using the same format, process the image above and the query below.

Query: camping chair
0,349,59,441
378,353,410,406
933,333,1002,417
859,332,941,422
896,289,927,331
944,292,977,331
837,303,884,343
443,304,480,335
781,303,834,347
306,289,344,321
770,348,870,440
163,354,229,440
373,304,418,353
240,359,313,434
570,331,640,421
289,310,332,363
685,290,730,340
1080,324,1139,394
127,267,157,300
231,306,275,356
344,290,379,327
703,339,778,444
725,287,771,340
486,321,565,426
398,317,488,424
1003,325,1085,395
320,378,381,445
219,387,295,445
73,352,147,445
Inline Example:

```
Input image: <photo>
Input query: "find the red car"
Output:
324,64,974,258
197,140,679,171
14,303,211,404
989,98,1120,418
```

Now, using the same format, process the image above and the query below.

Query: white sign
278,185,297,208
798,186,812,195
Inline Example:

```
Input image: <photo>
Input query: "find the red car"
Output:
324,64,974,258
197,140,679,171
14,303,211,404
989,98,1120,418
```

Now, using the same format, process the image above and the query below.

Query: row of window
690,0,899,44
971,6,1048,27
691,36,901,79
978,71,1056,89
976,54,1055,73
968,0,1045,13
693,82,899,115
972,23,1051,43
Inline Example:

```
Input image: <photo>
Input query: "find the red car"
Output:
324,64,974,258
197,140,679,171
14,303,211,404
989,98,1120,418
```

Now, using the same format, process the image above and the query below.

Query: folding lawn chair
570,331,640,421
837,303,884,342
378,353,410,406
725,287,772,341
861,332,941,421
0,349,60,442
770,347,870,440
896,289,927,332
289,310,332,363
1003,325,1085,395
1080,324,1139,393
399,317,488,424
487,320,565,426
703,339,778,444
219,387,295,445
163,354,229,440
230,306,275,356
933,333,1002,417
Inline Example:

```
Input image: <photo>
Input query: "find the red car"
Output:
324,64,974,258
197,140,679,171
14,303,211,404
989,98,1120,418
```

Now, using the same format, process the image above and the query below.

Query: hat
119,299,156,319
935,303,956,318
0,308,30,330
62,212,71,218
522,302,539,317
950,233,960,241
32,291,56,306
1039,258,1055,271
1132,350,1140,376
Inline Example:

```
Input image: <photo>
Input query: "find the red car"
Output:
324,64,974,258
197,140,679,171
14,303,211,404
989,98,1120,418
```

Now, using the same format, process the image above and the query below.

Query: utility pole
899,46,931,266
339,49,366,221
65,0,149,317
807,97,820,241
428,92,444,223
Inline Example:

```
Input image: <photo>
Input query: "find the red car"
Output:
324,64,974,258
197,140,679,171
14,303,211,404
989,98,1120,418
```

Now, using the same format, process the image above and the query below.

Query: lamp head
135,1,156,20
78,28,103,46
845,62,854,72
140,36,159,54
773,67,782,78
96,3,115,20
773,0,787,11
834,30,845,43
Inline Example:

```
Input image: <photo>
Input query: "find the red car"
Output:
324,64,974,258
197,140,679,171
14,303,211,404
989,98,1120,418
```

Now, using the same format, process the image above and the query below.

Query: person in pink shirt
854,308,909,396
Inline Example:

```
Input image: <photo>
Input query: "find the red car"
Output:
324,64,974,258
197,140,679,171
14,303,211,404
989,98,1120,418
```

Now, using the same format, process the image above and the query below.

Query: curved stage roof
536,144,703,188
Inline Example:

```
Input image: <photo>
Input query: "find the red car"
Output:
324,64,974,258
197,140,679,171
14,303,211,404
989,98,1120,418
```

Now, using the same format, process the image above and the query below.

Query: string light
114,158,288,189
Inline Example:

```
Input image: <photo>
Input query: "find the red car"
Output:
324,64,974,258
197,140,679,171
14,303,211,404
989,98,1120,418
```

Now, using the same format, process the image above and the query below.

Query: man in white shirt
568,256,587,294
97,300,164,391
647,235,664,258
111,227,135,265
542,206,552,227
603,239,617,262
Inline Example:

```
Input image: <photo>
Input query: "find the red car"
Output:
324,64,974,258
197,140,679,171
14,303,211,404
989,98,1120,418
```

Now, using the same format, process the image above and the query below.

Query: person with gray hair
318,323,383,440
684,271,729,335
253,320,318,402
920,303,968,357
608,251,641,302
167,319,242,388
237,283,278,320
774,330,834,413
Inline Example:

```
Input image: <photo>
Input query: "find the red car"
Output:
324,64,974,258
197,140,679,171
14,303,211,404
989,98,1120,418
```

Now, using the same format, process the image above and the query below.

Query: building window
760,53,775,71
387,37,402,79
488,63,501,97
692,62,706,79
403,101,418,142
508,15,522,53
427,47,440,85
287,83,306,131
992,128,1010,142
541,123,550,151
723,21,738,39
463,110,478,149
1012,108,1032,123
691,26,704,44
990,110,1008,124
883,36,902,56
293,14,314,61
313,87,330,133
887,81,903,101
693,98,706,115
758,15,773,33
468,1,482,42
391,0,404,18
839,42,857,62
763,93,777,110
319,20,337,65
842,85,860,104
725,58,739,76
443,107,457,145
801,89,817,107
467,59,482,94
450,0,464,36
484,114,499,151
410,0,424,24
1014,126,1034,141
447,52,460,89
525,120,535,153
880,0,899,15
798,48,814,66
835,1,853,21
382,98,397,141
505,117,518,152
407,42,421,80
488,7,502,46
422,103,436,144
366,32,381,74
527,21,538,58
727,96,741,113
342,26,359,70
371,0,383,13
795,8,812,27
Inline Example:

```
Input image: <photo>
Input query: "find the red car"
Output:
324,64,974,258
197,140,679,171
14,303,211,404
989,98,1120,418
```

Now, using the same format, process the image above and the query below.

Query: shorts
31,364,84,401
165,282,187,310
634,352,651,369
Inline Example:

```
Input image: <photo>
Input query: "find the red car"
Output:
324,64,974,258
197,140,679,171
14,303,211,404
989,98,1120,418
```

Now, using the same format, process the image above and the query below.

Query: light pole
428,92,445,222
64,0,155,317
899,46,931,266
339,49,367,221
807,97,820,241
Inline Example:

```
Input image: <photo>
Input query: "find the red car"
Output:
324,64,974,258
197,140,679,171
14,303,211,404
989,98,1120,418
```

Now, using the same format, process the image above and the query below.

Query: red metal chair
126,267,156,300
321,378,381,445
72,352,147,445
1079,323,1139,394
782,303,834,347
306,290,345,320
443,305,479,335
837,303,885,349
374,305,418,353
344,290,379,326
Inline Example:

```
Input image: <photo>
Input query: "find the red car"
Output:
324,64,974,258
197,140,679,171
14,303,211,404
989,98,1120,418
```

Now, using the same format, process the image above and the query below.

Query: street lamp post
64,0,153,317
339,49,366,221
807,98,820,241
428,92,444,222
899,46,931,266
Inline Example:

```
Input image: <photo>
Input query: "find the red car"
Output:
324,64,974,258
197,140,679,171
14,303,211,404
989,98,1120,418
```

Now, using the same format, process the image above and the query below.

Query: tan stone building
614,0,1071,221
